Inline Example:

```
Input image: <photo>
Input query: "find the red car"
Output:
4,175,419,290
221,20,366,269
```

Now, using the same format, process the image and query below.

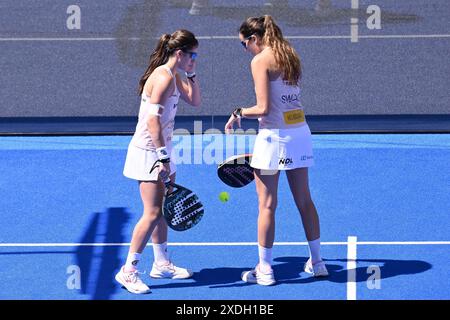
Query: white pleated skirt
250,124,314,171
123,144,176,181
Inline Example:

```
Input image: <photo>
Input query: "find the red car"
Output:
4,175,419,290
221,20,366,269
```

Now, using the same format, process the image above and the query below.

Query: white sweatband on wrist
156,146,170,161
148,103,165,116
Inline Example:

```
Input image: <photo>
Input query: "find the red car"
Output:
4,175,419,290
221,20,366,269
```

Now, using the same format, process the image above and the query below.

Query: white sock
124,252,141,272
153,242,170,265
258,245,273,272
308,238,322,264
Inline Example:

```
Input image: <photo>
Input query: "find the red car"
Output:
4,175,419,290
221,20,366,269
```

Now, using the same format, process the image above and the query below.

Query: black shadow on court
148,255,431,290
76,207,131,300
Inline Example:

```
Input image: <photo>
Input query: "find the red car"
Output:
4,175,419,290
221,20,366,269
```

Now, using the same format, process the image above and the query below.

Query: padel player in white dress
225,15,329,286
117,29,201,294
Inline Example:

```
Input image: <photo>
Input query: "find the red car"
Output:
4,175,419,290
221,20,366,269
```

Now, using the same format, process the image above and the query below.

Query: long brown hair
239,15,301,85
138,29,198,95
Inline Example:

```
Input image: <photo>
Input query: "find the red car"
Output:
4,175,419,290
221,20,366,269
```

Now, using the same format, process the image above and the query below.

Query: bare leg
286,168,320,241
241,169,279,283
285,167,328,277
151,172,176,244
254,169,280,248
146,173,193,279
116,180,164,293
128,179,165,254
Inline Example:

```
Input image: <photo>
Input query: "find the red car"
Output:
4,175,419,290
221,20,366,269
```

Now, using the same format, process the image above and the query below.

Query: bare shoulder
150,66,173,84
251,48,276,69
145,66,173,94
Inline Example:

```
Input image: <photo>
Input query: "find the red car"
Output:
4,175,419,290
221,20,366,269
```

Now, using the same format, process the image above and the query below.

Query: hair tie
164,45,173,54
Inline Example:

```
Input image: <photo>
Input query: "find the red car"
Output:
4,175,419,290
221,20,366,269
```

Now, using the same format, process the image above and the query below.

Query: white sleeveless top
258,77,306,130
130,65,180,150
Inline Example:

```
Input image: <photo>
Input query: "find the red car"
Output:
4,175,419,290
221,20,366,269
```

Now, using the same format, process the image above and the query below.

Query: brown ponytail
240,15,301,85
138,30,198,95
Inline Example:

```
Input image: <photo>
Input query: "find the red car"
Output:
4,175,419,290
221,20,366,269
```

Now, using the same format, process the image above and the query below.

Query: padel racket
163,181,204,231
217,153,254,188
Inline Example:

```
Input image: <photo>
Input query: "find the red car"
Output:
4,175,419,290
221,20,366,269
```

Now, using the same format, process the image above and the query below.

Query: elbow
259,106,269,116
146,116,160,131
191,97,201,107
147,115,159,125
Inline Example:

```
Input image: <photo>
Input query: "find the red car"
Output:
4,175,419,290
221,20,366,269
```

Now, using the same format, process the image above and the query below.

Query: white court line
0,241,448,247
347,236,358,301
359,34,450,39
351,19,359,43
2,239,447,300
0,35,449,41
357,241,450,245
0,242,335,247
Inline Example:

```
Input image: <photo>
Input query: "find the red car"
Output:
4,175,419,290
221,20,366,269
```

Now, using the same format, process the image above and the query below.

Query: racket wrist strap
156,146,170,163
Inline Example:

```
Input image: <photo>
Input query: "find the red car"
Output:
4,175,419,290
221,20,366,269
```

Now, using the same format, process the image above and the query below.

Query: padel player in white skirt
116,30,201,294
225,15,329,286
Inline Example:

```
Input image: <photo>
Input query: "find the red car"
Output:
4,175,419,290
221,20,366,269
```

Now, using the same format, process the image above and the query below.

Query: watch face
160,149,167,156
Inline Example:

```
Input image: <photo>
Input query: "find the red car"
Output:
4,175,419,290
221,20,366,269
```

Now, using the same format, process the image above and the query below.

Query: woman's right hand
224,113,241,134
158,162,171,182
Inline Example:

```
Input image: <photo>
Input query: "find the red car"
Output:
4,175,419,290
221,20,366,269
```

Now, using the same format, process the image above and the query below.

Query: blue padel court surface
0,134,449,300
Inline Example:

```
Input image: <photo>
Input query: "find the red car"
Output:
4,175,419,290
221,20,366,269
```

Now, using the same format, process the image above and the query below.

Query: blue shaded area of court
0,134,449,300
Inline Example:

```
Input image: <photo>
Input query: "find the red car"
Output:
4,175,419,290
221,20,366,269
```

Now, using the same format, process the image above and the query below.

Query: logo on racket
217,154,254,188
163,183,204,231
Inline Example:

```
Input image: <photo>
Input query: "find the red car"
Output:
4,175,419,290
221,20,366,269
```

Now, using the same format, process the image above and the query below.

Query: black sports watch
232,108,243,118
185,72,196,83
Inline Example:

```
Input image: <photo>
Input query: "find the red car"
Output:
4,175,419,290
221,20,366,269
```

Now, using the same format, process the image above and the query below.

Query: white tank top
130,65,180,150
258,77,306,130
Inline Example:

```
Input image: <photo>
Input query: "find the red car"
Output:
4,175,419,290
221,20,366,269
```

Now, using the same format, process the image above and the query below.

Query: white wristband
148,103,164,116
156,146,169,160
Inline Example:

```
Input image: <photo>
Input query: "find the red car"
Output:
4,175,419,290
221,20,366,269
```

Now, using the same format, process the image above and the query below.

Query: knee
258,201,277,216
298,198,315,214
142,207,162,221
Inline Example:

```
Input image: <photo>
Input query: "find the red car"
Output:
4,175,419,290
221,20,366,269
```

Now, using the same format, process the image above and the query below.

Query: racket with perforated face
217,154,254,188
163,182,204,231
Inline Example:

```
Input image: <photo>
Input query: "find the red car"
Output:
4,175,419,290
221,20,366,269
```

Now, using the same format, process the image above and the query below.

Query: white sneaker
241,265,276,286
304,258,329,277
150,261,193,279
115,267,151,294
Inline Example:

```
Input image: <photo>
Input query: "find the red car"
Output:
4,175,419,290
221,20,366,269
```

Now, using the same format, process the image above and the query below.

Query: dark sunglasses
183,50,198,60
240,35,254,49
